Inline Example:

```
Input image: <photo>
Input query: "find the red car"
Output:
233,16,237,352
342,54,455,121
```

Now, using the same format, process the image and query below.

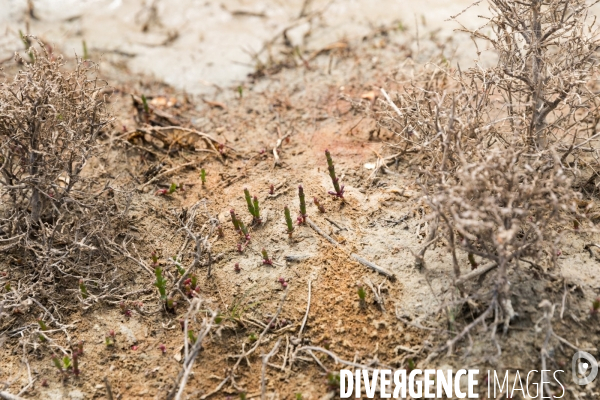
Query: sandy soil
2,3,600,400
0,0,480,95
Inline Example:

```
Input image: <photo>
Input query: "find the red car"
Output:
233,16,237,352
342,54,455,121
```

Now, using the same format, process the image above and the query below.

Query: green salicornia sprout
325,150,344,198
298,185,307,224
284,206,294,237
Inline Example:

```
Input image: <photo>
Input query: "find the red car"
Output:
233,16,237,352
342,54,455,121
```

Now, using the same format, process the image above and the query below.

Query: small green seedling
325,150,344,198
284,206,294,237
155,183,179,196
79,279,89,299
166,297,176,309
4,282,10,292
326,372,340,391
154,266,167,301
38,319,49,342
52,354,64,373
105,330,116,347
141,94,150,114
200,168,206,185
82,40,89,60
38,320,49,331
298,185,307,224
253,196,260,222
239,393,247,400
237,86,243,98
295,394,303,400
230,209,241,232
358,286,366,308
261,249,273,266
314,197,326,213
188,330,197,344
407,358,416,372
244,188,255,216
172,256,186,275
183,275,199,298
243,188,261,223
238,219,250,241
248,332,257,342
52,353,78,377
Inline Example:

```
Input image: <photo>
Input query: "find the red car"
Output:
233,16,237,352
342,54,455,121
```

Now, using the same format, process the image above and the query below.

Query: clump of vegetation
243,188,261,223
325,150,344,198
183,275,200,298
52,352,80,379
374,0,599,355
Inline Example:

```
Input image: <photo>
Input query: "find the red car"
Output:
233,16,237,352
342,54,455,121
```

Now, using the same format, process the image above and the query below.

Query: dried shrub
459,0,600,149
0,40,122,281
374,0,600,352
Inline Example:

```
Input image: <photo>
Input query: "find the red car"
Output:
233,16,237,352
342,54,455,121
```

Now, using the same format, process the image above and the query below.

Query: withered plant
374,0,600,356
0,40,125,292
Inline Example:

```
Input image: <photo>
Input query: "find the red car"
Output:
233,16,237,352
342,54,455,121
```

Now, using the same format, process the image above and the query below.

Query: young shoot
244,188,255,217
284,205,294,237
261,249,273,266
230,209,241,233
79,279,89,299
358,286,366,308
325,150,344,198
154,266,167,301
298,185,307,224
